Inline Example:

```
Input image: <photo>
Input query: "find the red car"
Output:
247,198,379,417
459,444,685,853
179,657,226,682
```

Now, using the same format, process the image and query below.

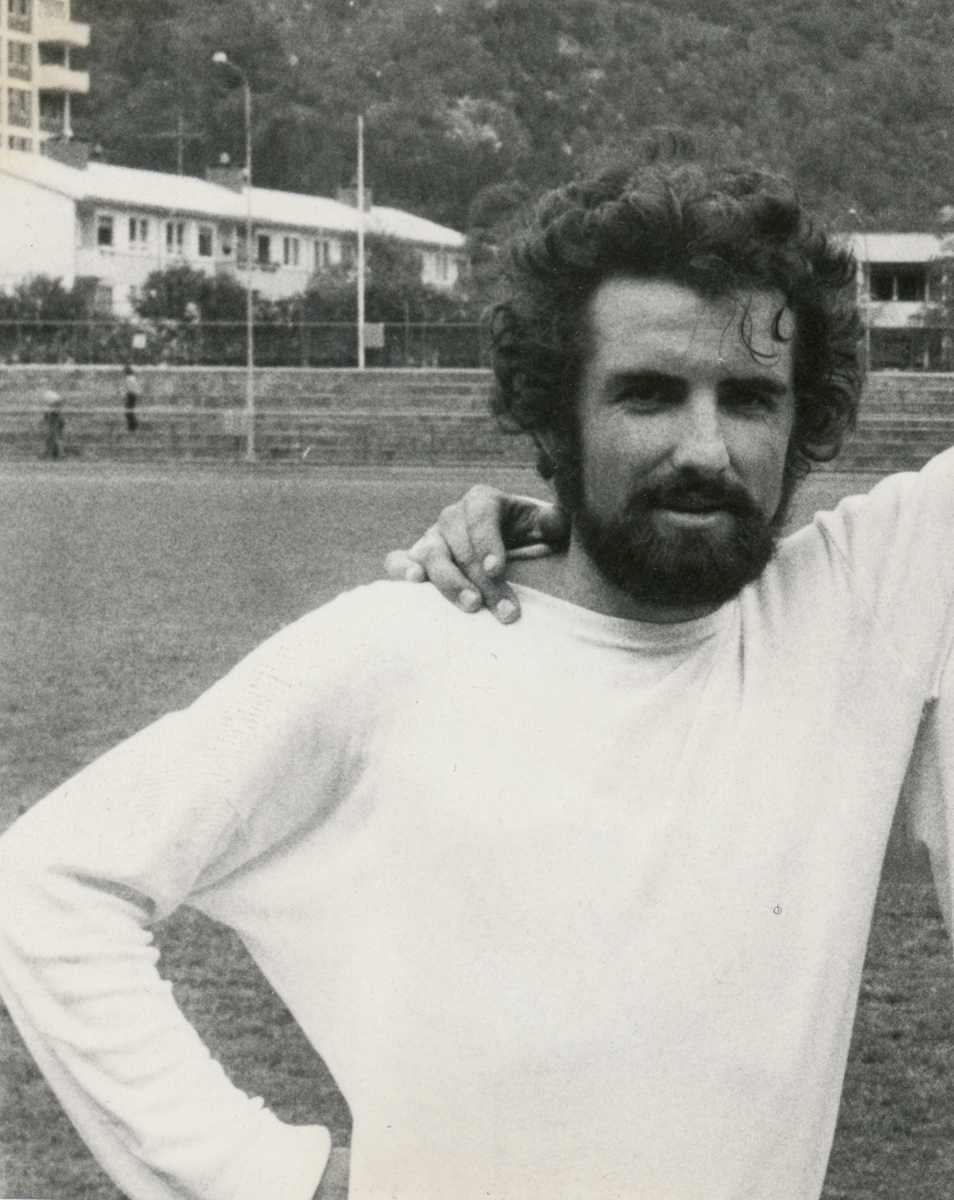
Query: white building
844,232,954,371
0,151,469,314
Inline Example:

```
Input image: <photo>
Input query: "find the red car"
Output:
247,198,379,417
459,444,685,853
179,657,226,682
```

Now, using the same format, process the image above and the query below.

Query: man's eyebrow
720,375,789,394
607,369,685,385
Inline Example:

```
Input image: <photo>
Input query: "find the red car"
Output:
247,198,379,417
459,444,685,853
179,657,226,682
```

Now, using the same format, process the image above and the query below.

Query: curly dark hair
490,162,863,485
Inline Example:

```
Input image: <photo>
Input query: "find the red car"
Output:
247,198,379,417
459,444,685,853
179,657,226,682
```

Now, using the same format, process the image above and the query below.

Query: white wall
0,173,76,291
75,213,346,313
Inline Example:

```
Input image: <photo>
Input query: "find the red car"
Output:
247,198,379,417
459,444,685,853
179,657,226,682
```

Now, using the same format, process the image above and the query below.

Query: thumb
534,503,570,550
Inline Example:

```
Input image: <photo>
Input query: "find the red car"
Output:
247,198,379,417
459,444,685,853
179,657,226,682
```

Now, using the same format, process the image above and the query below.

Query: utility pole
213,53,256,461
243,76,254,459
134,107,203,175
357,114,366,370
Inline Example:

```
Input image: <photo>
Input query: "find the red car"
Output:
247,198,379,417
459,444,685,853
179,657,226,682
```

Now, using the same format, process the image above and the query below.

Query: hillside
70,0,954,235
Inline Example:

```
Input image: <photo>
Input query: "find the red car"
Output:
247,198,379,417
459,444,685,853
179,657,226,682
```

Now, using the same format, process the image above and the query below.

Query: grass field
1,461,953,1199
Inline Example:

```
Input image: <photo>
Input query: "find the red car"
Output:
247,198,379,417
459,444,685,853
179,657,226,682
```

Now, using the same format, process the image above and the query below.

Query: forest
67,0,954,239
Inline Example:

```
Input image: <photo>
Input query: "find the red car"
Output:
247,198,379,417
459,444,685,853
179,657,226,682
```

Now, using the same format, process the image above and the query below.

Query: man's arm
384,485,569,622
0,602,364,1200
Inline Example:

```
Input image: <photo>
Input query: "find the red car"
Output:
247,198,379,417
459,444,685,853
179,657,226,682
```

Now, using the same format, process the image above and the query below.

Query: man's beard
564,466,786,610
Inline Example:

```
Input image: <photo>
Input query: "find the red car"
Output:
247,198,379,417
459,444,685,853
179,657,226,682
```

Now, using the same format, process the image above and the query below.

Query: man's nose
670,392,731,474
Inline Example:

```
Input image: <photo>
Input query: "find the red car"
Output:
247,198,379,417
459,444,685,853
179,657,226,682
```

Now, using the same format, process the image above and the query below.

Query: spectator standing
42,390,65,459
123,364,141,432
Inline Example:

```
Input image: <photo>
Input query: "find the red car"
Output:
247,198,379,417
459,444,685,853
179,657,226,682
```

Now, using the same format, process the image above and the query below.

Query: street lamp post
213,52,255,461
847,208,871,375
357,114,366,370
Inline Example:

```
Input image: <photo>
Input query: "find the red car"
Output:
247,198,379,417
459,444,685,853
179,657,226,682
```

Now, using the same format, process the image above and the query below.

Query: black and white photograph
3,2,954,1199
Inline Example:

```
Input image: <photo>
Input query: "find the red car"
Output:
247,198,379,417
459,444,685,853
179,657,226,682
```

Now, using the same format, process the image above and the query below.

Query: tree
133,265,248,322
298,236,480,324
2,276,91,321
0,275,97,362
71,0,954,236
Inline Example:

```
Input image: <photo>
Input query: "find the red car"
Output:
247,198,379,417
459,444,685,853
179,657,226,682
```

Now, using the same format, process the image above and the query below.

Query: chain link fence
0,319,492,368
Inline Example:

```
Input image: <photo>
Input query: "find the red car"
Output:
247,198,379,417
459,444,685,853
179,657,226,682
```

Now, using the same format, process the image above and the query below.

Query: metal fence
0,319,493,369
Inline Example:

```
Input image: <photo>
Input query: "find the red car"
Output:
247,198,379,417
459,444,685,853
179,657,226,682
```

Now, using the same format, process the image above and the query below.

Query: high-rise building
1,0,88,155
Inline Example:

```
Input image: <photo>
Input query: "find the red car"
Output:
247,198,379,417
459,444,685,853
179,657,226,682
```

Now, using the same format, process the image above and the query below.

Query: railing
0,319,493,368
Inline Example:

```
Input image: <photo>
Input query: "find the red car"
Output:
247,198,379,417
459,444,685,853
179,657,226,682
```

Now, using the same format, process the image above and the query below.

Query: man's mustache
630,471,763,520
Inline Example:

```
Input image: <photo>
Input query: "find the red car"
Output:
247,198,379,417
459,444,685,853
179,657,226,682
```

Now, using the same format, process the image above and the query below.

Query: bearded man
3,162,953,1200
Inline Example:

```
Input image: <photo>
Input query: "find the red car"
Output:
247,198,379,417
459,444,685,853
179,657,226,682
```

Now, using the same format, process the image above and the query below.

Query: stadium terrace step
0,405,532,466
2,367,954,470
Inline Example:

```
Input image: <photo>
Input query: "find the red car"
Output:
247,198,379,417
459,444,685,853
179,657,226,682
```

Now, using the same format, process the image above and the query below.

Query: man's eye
722,385,778,412
615,376,679,407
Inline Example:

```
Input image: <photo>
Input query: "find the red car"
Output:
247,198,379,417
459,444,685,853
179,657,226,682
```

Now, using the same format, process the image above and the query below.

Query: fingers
452,486,511,579
382,487,566,625
398,525,486,613
433,501,520,622
506,542,554,561
532,501,571,550
384,549,426,583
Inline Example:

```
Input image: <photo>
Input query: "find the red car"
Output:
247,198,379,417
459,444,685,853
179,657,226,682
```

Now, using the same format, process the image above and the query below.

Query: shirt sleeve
0,589,397,1200
804,448,954,682
811,450,954,934
904,617,954,936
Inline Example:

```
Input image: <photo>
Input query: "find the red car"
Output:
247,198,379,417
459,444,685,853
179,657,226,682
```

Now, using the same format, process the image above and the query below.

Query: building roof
242,184,362,234
368,204,465,248
0,154,465,248
842,232,945,263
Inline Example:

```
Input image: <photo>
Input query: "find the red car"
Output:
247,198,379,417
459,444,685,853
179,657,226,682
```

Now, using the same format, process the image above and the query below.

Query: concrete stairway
3,367,954,471
833,415,954,473
0,368,533,465
826,374,954,472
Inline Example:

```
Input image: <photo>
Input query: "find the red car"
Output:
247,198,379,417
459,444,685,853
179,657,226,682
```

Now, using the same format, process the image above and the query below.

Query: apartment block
1,0,89,155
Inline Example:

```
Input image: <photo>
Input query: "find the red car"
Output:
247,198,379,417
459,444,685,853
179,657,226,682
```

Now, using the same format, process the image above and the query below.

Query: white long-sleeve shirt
5,452,954,1200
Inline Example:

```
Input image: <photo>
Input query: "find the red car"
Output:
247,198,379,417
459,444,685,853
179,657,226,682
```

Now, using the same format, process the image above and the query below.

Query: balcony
36,5,89,48
864,300,932,330
36,61,89,93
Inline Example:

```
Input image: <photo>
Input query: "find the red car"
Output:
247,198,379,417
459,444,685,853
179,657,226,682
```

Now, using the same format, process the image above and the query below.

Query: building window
128,218,149,248
220,226,234,257
7,40,31,80
8,0,32,34
8,87,32,128
422,249,456,288
198,226,214,257
39,92,66,133
314,237,341,270
283,236,300,266
7,134,31,151
166,220,186,255
869,264,927,303
97,215,114,247
256,234,271,264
